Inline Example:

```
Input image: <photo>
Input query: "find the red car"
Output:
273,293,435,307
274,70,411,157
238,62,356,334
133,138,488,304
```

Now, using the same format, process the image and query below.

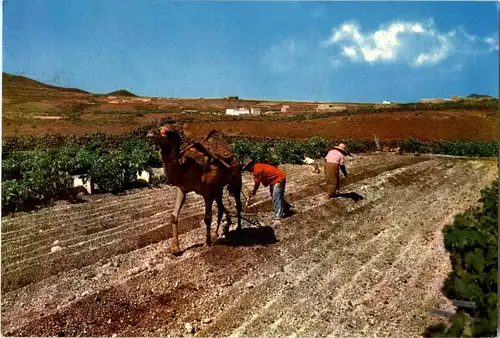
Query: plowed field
182,110,497,141
1,154,497,337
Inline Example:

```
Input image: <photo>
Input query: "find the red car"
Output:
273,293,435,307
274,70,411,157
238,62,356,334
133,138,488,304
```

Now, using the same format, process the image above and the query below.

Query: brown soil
2,154,497,337
3,110,497,142
183,110,497,141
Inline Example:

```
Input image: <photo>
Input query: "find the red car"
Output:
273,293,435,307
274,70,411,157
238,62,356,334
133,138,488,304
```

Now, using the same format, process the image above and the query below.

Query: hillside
2,73,90,94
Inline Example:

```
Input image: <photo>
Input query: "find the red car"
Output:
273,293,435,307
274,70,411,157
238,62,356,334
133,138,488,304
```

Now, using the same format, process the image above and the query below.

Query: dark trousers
324,162,340,198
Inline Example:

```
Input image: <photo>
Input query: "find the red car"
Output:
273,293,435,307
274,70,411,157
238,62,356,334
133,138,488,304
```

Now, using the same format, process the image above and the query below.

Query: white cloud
484,36,499,51
324,19,497,67
342,46,358,59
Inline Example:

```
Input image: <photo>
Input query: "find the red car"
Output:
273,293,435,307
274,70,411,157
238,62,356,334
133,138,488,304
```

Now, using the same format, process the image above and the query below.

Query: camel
147,124,243,255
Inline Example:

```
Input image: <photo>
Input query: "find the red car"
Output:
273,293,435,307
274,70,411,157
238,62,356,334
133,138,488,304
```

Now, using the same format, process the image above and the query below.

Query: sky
3,1,499,103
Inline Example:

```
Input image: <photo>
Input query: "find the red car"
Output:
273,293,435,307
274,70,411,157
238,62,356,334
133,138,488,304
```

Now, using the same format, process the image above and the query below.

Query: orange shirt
252,163,286,187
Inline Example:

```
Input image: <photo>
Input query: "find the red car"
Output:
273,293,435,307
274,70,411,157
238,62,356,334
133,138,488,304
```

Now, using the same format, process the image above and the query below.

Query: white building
382,100,393,104
250,107,261,115
226,107,262,116
226,107,250,116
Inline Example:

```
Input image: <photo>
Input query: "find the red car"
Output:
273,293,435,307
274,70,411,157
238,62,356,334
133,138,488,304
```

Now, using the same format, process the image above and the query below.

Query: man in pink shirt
324,143,351,198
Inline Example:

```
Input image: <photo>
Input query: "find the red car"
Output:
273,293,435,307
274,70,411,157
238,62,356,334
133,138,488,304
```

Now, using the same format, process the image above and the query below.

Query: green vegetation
400,138,499,157
232,137,332,165
2,139,160,213
424,179,498,337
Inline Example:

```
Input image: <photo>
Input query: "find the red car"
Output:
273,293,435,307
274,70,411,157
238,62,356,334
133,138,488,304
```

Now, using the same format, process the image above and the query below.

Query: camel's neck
159,145,183,185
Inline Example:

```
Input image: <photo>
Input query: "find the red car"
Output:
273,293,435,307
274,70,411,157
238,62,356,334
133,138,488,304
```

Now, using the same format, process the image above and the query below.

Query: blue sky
3,1,499,102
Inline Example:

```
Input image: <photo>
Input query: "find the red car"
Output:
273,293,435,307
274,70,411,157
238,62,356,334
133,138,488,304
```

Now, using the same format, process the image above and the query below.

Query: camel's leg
203,195,214,247
170,187,186,255
234,186,242,232
228,168,243,232
214,193,226,241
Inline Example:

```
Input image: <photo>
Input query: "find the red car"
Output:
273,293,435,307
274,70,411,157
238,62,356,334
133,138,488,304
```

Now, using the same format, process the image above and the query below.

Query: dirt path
1,154,497,337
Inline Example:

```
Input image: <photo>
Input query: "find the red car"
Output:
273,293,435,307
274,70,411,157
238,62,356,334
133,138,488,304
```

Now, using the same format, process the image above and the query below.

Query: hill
106,89,137,97
3,73,90,95
467,93,496,99
2,73,93,109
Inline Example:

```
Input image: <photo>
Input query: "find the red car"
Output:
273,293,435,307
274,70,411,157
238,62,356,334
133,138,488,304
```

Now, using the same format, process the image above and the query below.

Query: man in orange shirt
242,159,292,220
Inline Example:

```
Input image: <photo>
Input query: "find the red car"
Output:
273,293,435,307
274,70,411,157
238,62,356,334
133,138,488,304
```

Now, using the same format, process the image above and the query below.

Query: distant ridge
467,93,495,99
106,89,137,97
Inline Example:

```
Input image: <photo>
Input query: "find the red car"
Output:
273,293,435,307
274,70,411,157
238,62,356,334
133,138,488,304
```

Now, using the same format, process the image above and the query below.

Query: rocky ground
1,153,497,337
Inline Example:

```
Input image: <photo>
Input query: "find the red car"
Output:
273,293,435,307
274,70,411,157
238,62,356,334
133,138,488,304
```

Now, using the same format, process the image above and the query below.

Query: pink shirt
325,149,345,165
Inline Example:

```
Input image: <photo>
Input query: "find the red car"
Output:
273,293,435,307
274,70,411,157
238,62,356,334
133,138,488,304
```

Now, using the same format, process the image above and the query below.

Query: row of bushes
2,139,161,213
425,179,498,337
400,138,499,158
231,138,499,164
231,137,376,165
2,134,498,214
5,129,497,159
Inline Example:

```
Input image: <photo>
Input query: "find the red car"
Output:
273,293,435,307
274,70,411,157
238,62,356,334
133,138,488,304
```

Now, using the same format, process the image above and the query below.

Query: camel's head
147,124,182,150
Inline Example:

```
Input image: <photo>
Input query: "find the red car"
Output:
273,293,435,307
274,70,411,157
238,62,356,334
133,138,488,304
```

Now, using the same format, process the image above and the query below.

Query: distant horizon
5,71,497,105
3,1,498,103
3,72,498,104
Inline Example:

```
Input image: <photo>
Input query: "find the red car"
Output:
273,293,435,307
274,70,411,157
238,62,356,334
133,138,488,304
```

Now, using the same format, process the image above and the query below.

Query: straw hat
241,157,254,170
333,143,351,156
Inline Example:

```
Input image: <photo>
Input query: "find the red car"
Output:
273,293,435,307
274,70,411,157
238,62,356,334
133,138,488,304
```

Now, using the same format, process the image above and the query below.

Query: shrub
90,152,128,193
2,180,30,213
424,180,498,337
232,139,256,162
2,152,32,180
1,138,163,213
344,139,376,153
401,138,425,153
305,136,331,159
120,138,161,168
274,140,306,164
71,148,102,175
1,151,73,213
433,141,499,157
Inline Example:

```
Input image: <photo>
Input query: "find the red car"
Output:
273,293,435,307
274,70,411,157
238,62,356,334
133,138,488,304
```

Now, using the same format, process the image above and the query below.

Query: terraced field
1,153,497,337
